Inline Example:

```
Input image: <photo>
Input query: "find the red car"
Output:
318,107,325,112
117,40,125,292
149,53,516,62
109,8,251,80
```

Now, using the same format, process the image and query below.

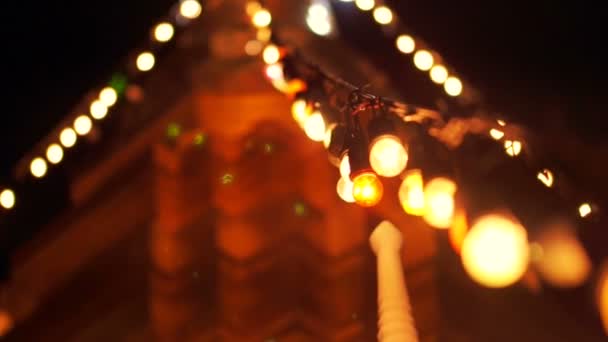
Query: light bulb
579,203,592,218
291,99,311,127
60,128,77,148
244,40,263,56
413,50,434,71
352,172,383,207
265,63,284,81
339,154,350,178
336,177,355,203
396,35,415,54
30,157,48,178
46,144,64,165
369,135,408,177
90,100,108,120
461,213,529,288
537,169,554,188
99,87,118,107
262,44,281,64
180,0,202,19
324,123,337,149
74,115,93,136
373,6,393,25
355,0,375,11
303,110,326,142
423,177,457,229
154,22,175,42
430,65,448,84
136,52,155,72
0,189,15,209
504,140,522,157
398,169,425,216
306,14,332,36
252,8,272,28
489,128,504,140
444,76,463,96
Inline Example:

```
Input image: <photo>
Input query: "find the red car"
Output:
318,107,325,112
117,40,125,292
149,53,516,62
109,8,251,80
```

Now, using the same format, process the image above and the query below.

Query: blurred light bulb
292,99,311,127
423,177,457,229
355,0,375,11
262,44,281,64
430,65,448,84
396,35,415,54
504,140,522,157
0,189,15,210
579,203,592,218
444,76,463,96
369,135,408,177
337,177,355,203
46,144,64,165
308,3,329,18
306,15,332,36
265,63,284,81
489,128,504,140
154,22,175,42
598,264,608,335
90,100,108,120
303,110,326,142
537,169,554,188
60,128,77,148
340,154,350,178
244,40,263,56
398,169,425,216
245,1,262,16
136,51,155,72
449,207,469,254
324,123,337,149
373,6,393,25
180,0,202,19
497,119,506,126
30,157,48,178
99,87,118,107
352,172,383,207
257,27,272,42
74,115,93,136
413,50,434,71
252,8,272,28
461,213,529,288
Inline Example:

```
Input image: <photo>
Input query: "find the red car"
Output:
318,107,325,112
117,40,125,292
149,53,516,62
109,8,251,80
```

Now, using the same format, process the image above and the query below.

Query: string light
429,65,448,84
245,1,262,16
154,22,175,42
339,154,350,178
336,177,355,203
497,119,506,126
461,213,530,288
262,44,281,65
136,52,155,72
398,169,425,216
0,189,15,210
306,4,333,37
355,0,375,11
444,76,463,96
489,128,505,140
244,40,263,56
537,169,554,188
578,203,592,218
74,115,93,136
265,63,284,81
99,87,118,107
303,110,326,142
252,8,272,28
373,6,393,25
413,50,434,71
396,35,415,54
352,172,383,207
324,123,337,149
59,128,77,148
504,140,522,157
30,157,48,178
90,100,108,120
257,27,272,42
179,0,202,19
291,99,311,127
423,177,457,229
369,135,408,177
46,144,64,165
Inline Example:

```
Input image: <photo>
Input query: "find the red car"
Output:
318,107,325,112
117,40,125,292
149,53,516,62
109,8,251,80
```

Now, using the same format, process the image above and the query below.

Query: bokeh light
373,6,393,25
30,157,48,178
444,76,463,96
265,63,284,81
99,87,118,107
291,99,311,127
430,65,448,84
579,203,592,218
597,263,608,335
355,0,375,11
396,35,415,54
413,50,434,71
60,128,77,148
489,128,504,140
306,3,332,36
423,177,457,229
90,100,108,120
136,52,155,72
504,140,522,157
244,40,263,56
369,135,408,177
154,22,175,42
303,110,326,142
46,144,64,165
537,169,554,188
74,115,93,136
352,172,383,207
336,176,355,203
0,189,15,210
263,44,281,64
180,0,202,19
398,169,425,216
252,8,272,28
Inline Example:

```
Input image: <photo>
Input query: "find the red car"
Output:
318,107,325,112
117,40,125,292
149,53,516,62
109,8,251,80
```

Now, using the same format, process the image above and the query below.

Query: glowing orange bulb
398,169,425,216
598,263,608,335
423,177,457,229
324,123,337,149
262,44,281,64
244,40,263,56
291,99,311,127
369,135,408,177
352,172,383,207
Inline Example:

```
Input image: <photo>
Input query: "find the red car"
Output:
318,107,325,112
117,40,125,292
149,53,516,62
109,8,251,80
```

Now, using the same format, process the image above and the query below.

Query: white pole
370,220,419,342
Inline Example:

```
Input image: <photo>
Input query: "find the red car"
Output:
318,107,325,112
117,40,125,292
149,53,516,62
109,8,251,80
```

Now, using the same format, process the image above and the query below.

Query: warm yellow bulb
396,35,415,54
99,87,118,107
154,22,175,42
579,203,592,218
497,119,506,126
265,63,284,81
244,40,263,56
489,128,504,140
398,169,425,216
262,44,281,64
504,140,522,157
0,189,15,210
444,76,463,96
336,177,355,203
245,1,262,16
373,6,393,25
413,50,434,71
537,169,554,188
90,100,108,120
324,123,337,149
303,110,326,142
252,8,272,28
46,144,64,165
30,157,48,178
355,0,375,11
461,214,530,288
60,128,77,148
430,65,448,84
180,0,202,19
352,172,383,207
369,135,408,177
291,99,311,127
339,154,351,178
423,177,457,229
306,13,332,36
74,115,93,136
136,52,155,72
257,27,272,42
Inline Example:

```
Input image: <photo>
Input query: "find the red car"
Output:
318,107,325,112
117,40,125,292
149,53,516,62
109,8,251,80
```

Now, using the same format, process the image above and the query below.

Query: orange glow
398,169,425,216
430,65,448,84
291,99,311,127
423,177,457,229
413,50,434,71
0,311,13,338
489,128,504,140
597,263,608,335
537,169,554,188
244,40,263,56
74,115,93,136
180,0,202,19
46,144,64,165
30,157,48,178
324,123,337,149
245,1,262,16
396,35,415,54
265,63,284,81
444,76,463,96
257,27,272,42
99,87,118,107
373,6,393,25
252,8,272,28
284,79,307,97
369,135,408,177
449,207,469,254
0,189,15,210
352,172,383,207
339,154,350,178
303,110,326,142
461,213,529,288
504,140,522,157
59,127,77,148
336,176,355,203
262,44,281,64
136,51,155,72
154,22,175,42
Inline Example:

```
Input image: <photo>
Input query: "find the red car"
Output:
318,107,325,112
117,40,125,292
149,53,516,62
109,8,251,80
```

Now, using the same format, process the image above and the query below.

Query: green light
109,73,128,96
167,123,181,140
193,133,207,147
294,201,307,217
221,173,234,185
